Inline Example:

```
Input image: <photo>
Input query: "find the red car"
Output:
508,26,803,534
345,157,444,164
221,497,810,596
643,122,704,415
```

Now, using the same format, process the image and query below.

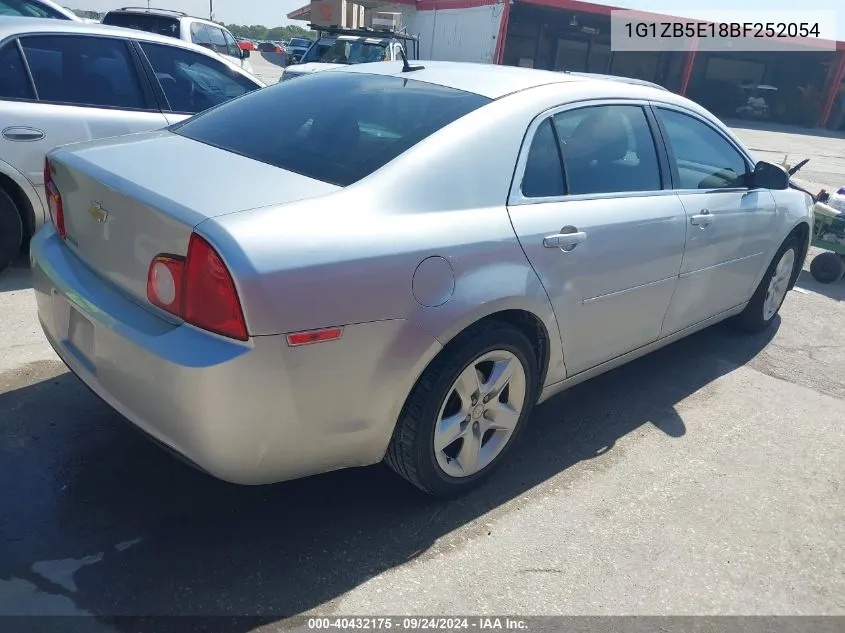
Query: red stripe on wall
492,0,511,64
819,51,845,127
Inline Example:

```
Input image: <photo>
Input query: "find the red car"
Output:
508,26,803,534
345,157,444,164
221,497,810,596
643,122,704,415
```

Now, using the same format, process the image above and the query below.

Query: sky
59,0,845,38
60,0,306,26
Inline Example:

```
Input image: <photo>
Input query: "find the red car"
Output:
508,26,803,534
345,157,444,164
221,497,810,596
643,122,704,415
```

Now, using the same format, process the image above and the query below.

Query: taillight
146,233,248,341
44,158,66,239
146,256,184,313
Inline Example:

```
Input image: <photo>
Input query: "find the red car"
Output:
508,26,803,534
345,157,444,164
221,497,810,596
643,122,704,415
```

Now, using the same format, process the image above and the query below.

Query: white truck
280,25,420,82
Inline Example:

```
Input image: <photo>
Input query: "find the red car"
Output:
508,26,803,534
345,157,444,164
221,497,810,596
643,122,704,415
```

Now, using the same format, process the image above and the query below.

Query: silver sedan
31,61,814,496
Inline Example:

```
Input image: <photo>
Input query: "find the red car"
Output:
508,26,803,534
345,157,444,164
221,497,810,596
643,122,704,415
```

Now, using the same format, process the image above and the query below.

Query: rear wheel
810,251,845,284
385,320,539,497
736,236,799,333
0,188,23,274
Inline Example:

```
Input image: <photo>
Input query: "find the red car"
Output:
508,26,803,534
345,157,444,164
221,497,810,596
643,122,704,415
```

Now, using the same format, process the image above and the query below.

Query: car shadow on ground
0,318,778,629
795,268,845,302
0,257,32,293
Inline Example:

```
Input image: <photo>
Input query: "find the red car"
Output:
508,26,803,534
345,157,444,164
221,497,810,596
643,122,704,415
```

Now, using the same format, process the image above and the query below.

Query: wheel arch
786,220,811,290
413,297,563,401
0,161,44,241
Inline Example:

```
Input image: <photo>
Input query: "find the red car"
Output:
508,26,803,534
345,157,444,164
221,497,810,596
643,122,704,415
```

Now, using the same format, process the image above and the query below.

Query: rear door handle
690,209,712,227
2,126,45,142
543,231,587,251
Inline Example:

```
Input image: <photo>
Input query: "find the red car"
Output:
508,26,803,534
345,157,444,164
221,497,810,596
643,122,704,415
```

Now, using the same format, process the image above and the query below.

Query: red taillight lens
44,158,66,239
146,233,248,341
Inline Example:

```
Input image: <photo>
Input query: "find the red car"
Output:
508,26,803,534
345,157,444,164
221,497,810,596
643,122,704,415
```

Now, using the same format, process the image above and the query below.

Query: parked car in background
280,27,418,81
257,40,283,54
100,7,253,74
236,37,255,52
285,36,310,63
0,17,264,272
30,62,812,495
0,0,81,20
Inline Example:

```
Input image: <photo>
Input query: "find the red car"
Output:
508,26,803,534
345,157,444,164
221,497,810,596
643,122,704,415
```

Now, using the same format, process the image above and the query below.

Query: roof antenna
399,47,424,72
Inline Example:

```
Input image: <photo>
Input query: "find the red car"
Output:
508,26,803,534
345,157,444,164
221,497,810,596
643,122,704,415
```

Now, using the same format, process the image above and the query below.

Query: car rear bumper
31,225,442,485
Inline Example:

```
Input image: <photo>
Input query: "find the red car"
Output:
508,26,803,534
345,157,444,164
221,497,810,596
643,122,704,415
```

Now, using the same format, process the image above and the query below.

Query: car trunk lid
48,130,339,305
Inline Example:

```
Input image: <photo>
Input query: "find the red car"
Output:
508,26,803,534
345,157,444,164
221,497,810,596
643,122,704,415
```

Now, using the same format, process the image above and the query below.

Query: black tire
0,188,24,275
736,235,800,333
385,320,539,497
810,251,845,284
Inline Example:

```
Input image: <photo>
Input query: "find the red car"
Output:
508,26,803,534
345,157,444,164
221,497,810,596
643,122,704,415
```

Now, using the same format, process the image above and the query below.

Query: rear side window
20,35,146,109
102,12,181,38
521,119,565,198
0,42,35,100
140,42,259,114
0,0,68,19
172,72,491,187
553,104,661,195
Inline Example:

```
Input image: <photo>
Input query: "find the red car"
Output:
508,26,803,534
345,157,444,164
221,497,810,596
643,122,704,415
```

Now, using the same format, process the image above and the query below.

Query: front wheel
736,236,799,333
385,320,539,497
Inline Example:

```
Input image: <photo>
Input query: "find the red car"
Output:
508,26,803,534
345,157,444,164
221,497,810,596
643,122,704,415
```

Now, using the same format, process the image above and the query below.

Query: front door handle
2,126,45,142
690,208,712,227
543,230,587,251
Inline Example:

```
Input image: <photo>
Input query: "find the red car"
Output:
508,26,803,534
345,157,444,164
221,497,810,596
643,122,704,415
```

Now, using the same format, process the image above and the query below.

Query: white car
0,17,264,272
281,28,417,82
0,0,82,21
100,7,253,75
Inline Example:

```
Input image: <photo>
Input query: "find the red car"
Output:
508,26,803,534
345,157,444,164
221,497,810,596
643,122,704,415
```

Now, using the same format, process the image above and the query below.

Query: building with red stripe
288,0,845,129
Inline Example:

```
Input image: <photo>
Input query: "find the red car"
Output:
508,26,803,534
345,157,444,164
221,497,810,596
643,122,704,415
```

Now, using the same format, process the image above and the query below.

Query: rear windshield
172,72,491,187
302,38,388,64
102,12,181,38
289,38,310,47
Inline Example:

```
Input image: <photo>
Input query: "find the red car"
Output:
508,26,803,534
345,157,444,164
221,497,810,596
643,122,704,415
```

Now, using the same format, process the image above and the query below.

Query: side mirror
750,160,789,190
241,48,251,59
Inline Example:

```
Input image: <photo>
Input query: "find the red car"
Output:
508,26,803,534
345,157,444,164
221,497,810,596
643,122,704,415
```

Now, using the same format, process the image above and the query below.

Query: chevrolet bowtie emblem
88,202,109,224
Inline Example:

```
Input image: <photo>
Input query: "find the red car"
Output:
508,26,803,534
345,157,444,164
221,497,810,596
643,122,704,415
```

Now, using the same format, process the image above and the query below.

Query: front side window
0,0,68,19
553,104,662,196
20,35,145,109
190,22,212,49
221,29,241,59
0,41,35,100
656,107,749,190
172,72,491,187
521,118,565,198
140,42,259,114
205,26,229,57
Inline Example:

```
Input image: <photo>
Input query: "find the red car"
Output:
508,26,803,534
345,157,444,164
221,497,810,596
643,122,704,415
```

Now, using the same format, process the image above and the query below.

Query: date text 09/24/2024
307,617,529,630
624,21,822,39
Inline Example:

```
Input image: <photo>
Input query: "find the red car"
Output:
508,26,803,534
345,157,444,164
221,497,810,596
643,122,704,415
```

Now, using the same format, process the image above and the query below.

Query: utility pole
209,0,213,20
